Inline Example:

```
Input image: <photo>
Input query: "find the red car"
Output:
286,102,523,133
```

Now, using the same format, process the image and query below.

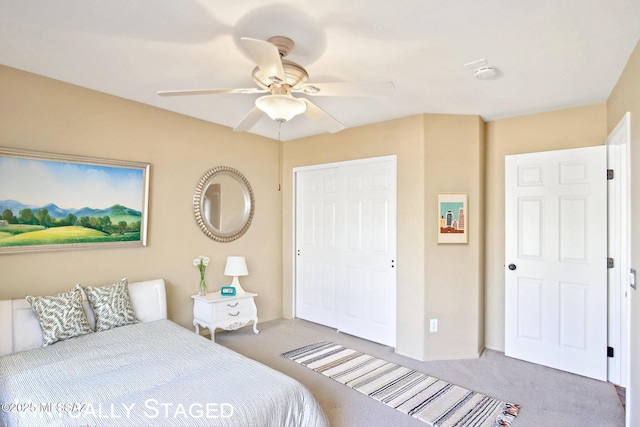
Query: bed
0,279,328,427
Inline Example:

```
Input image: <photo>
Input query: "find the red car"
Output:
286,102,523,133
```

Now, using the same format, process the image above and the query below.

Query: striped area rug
282,342,520,427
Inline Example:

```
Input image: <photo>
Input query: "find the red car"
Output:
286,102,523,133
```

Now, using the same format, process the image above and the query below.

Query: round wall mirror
193,166,255,242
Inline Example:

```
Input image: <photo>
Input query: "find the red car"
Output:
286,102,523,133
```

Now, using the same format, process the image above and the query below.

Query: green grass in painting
0,226,140,247
1,224,45,235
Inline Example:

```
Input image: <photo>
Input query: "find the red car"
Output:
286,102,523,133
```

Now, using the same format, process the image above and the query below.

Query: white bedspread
0,320,328,427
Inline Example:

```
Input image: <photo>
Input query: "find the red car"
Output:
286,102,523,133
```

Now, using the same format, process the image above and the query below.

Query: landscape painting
437,193,468,244
0,147,149,254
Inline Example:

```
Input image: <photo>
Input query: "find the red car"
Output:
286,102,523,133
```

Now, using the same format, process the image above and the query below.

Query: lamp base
229,276,246,295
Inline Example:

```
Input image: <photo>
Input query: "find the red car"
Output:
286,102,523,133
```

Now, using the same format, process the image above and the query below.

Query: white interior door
295,157,397,347
505,146,607,381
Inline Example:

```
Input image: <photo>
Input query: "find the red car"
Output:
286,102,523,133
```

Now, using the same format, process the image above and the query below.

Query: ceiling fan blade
241,37,286,83
157,88,267,97
233,107,265,132
295,81,395,97
302,99,346,134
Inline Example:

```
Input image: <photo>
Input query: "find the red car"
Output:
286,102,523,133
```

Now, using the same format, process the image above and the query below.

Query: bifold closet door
295,166,342,330
295,158,397,347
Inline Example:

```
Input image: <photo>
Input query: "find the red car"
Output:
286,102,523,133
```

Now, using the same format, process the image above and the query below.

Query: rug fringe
494,403,521,427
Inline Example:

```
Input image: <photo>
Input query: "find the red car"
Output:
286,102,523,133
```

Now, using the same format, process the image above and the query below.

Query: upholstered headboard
0,278,167,357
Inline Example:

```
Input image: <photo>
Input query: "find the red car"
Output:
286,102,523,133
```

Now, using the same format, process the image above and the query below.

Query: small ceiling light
473,66,498,80
255,94,307,122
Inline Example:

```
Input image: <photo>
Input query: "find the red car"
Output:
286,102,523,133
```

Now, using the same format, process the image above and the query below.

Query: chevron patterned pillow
26,285,94,347
83,278,139,332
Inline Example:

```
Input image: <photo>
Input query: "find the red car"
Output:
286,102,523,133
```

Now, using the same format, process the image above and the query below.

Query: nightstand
191,292,259,341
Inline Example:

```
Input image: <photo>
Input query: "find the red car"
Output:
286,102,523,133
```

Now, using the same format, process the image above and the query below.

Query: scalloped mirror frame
193,166,255,243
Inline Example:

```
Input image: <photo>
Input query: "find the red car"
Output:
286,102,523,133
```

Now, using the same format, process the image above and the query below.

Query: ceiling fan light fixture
255,95,307,122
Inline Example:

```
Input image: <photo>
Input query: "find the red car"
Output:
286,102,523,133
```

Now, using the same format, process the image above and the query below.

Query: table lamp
224,256,248,295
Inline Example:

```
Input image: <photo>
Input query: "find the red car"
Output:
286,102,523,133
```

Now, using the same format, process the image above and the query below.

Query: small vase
198,278,207,296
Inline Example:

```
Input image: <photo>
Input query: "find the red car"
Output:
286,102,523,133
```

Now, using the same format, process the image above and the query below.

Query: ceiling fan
157,36,395,134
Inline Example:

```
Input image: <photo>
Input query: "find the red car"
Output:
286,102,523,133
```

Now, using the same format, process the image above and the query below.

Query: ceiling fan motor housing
267,36,295,57
252,60,309,90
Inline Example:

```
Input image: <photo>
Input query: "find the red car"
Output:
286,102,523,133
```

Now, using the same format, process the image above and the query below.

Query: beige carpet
213,318,625,427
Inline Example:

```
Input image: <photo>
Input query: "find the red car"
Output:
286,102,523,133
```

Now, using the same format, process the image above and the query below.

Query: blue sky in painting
0,157,144,210
440,202,463,220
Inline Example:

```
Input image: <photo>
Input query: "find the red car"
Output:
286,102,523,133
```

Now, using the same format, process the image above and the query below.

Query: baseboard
484,344,505,353
397,347,485,362
394,348,426,361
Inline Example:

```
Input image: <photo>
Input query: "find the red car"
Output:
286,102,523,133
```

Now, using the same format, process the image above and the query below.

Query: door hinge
607,169,614,180
608,346,614,358
607,258,614,269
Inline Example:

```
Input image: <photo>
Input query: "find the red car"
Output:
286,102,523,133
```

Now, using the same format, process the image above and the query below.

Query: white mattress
0,320,328,427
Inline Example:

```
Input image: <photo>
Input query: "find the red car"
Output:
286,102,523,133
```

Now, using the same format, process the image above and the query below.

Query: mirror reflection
203,174,248,233
194,166,254,243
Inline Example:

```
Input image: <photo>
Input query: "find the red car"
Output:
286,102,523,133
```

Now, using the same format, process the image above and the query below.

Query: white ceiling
1,0,640,141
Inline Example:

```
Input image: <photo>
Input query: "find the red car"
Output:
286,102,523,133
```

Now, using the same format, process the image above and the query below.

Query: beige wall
484,104,607,350
423,115,485,359
282,114,485,361
0,66,283,330
607,39,640,426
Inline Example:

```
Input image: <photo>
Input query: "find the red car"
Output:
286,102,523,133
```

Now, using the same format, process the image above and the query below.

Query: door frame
606,112,631,387
291,155,398,319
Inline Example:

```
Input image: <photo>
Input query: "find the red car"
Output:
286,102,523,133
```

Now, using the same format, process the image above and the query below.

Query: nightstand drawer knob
228,311,240,317
227,302,239,308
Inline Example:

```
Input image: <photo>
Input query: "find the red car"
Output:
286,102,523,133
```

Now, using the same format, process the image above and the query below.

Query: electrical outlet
430,319,438,332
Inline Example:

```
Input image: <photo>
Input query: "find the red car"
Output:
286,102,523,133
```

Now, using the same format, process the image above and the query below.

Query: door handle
508,263,517,271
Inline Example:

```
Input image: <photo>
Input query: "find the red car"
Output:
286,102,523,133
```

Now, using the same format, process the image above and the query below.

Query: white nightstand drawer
217,309,251,322
191,292,259,342
215,298,253,315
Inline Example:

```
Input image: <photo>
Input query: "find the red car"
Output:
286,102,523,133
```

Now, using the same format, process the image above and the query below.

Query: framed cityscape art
437,193,468,244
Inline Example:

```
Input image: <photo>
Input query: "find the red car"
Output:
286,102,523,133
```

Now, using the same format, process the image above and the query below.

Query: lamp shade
224,256,249,277
255,95,306,122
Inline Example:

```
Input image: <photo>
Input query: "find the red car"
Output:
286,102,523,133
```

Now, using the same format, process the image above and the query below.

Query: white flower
193,256,210,277
193,256,209,266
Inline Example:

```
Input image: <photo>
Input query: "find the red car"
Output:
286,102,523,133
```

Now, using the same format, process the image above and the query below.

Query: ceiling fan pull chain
277,121,282,192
